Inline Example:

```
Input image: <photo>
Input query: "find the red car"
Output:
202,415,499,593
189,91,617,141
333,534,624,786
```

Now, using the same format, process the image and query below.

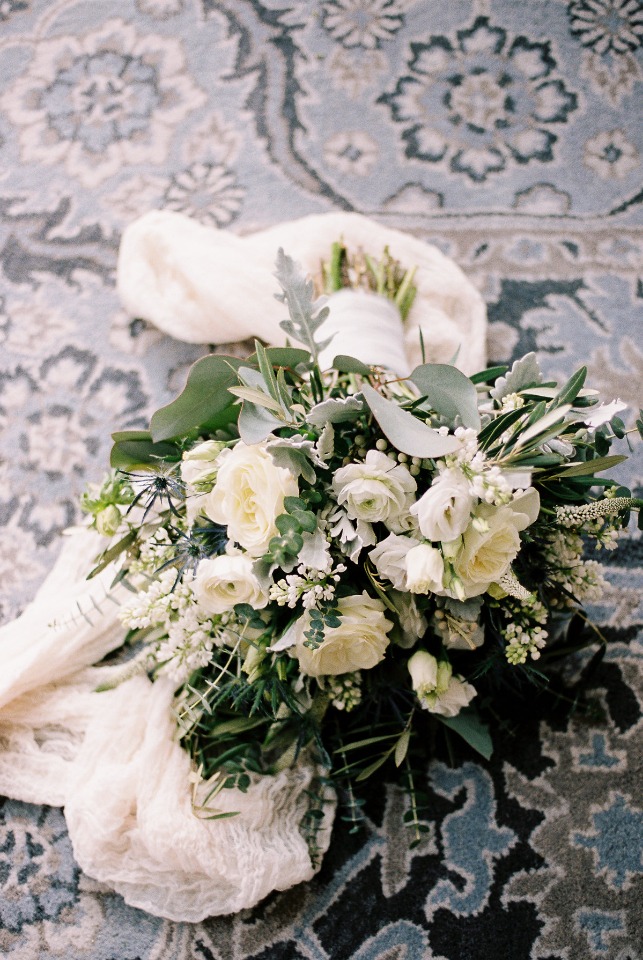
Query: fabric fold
117,210,487,375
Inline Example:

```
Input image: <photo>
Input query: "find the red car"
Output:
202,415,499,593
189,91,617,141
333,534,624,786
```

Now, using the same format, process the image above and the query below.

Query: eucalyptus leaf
332,355,371,375
246,346,311,368
150,355,243,442
361,384,461,458
438,708,493,759
410,363,481,430
110,431,180,471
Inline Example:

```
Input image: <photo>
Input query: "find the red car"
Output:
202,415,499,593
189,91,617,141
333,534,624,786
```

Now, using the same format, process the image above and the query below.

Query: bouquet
79,239,641,864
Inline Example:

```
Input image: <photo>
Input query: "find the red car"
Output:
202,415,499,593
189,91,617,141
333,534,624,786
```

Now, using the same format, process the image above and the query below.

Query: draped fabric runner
0,212,487,921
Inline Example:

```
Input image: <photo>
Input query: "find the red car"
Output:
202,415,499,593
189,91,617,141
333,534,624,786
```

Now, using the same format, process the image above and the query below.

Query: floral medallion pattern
0,0,641,957
320,0,405,49
2,19,206,187
379,16,578,182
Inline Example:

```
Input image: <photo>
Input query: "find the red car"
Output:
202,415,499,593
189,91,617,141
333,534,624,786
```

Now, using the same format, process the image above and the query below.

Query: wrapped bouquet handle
117,210,487,375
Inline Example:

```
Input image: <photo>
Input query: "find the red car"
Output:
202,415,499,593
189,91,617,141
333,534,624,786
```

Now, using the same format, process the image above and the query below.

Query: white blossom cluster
269,562,347,610
441,428,513,506
119,566,233,683
324,671,362,711
501,595,549,664
544,529,608,605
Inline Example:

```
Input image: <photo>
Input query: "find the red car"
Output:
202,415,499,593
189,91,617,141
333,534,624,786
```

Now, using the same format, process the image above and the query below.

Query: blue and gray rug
0,1,641,957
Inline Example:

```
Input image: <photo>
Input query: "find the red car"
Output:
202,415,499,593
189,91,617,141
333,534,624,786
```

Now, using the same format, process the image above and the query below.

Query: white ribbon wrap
319,290,411,377
0,212,487,920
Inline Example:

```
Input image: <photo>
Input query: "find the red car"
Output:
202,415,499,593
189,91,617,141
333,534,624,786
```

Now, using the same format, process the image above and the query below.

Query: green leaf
332,354,371,375
513,404,572,449
438,708,493,759
554,366,587,407
361,383,461,458
333,734,398,753
545,454,627,479
293,509,317,533
276,514,301,536
610,416,626,439
149,355,244,441
394,728,411,767
110,431,180,471
469,364,508,385
355,752,392,781
478,406,527,451
246,346,311,369
254,339,282,405
208,717,268,737
410,363,481,430
228,385,284,412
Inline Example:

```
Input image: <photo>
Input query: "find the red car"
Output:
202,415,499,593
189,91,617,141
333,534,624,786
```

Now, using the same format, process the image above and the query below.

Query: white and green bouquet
80,242,641,852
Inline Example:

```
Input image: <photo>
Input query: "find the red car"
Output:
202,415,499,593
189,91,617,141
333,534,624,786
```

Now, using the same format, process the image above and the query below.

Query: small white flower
408,650,476,718
369,532,420,590
405,543,445,595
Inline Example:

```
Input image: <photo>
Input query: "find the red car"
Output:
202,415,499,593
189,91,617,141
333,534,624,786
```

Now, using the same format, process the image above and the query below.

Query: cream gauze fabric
117,210,487,376
0,212,487,921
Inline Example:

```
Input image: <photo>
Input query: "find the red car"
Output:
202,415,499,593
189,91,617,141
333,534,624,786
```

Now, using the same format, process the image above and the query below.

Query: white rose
405,543,445,594
369,532,420,590
410,469,474,542
181,440,226,486
205,441,298,557
293,592,393,677
408,650,476,718
332,450,416,529
454,488,540,598
193,554,269,615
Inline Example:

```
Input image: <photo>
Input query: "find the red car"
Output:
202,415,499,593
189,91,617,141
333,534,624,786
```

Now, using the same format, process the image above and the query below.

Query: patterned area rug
0,1,641,958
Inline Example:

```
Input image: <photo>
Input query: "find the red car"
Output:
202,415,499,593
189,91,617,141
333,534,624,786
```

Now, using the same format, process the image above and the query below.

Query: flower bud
95,505,122,538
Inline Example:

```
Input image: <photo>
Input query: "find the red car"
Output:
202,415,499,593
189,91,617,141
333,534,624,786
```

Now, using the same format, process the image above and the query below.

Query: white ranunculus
410,469,474,543
193,554,269,615
293,593,393,677
332,450,416,529
405,543,445,595
408,650,476,718
454,488,540,598
369,532,420,591
181,440,226,487
205,441,298,557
